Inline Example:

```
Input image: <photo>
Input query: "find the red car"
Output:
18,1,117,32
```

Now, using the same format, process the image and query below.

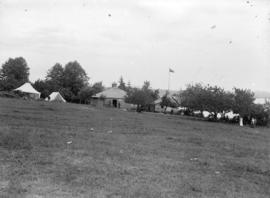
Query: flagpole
168,69,170,92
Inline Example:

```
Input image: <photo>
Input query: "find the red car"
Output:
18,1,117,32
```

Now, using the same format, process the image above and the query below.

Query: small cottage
91,85,130,109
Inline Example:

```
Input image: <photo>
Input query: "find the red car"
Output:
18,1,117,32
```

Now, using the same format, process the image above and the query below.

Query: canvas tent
153,94,180,112
14,82,40,99
49,92,66,103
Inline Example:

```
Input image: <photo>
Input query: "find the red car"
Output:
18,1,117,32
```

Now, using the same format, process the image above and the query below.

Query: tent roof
153,98,162,105
93,87,126,99
153,95,180,106
49,92,66,102
14,83,40,95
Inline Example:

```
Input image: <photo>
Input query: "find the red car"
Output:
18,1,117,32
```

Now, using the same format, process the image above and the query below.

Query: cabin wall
91,98,133,109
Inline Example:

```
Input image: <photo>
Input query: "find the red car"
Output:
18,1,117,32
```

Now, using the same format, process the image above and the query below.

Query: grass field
0,98,270,198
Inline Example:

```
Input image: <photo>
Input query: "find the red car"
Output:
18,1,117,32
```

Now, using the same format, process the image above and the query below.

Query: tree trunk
239,117,243,127
214,112,217,121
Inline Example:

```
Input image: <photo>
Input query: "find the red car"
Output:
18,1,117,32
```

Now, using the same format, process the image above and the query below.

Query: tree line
175,83,269,126
0,57,103,103
0,57,159,105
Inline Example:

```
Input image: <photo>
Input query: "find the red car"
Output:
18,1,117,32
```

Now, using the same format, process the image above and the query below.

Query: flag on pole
169,68,174,73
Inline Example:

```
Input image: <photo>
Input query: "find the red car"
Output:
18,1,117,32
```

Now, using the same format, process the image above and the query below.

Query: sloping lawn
0,98,269,198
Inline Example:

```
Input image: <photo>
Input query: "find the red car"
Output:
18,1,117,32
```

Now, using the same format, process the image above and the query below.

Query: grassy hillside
0,98,270,198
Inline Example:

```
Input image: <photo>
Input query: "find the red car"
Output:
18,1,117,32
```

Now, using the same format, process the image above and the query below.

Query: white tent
14,82,40,99
49,92,66,103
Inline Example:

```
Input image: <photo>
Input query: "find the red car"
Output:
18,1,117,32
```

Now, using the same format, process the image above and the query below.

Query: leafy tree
33,79,50,98
180,83,234,119
33,61,89,102
78,86,93,104
125,81,159,111
63,61,89,96
91,81,104,95
45,63,64,91
180,83,205,111
125,88,146,111
60,88,74,102
152,89,160,101
0,57,29,90
233,88,254,116
78,82,104,104
0,78,18,91
142,81,150,91
250,104,269,126
118,76,126,91
203,85,234,116
232,88,255,126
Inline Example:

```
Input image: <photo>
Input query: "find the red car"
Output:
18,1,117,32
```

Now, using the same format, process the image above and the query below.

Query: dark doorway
112,99,117,108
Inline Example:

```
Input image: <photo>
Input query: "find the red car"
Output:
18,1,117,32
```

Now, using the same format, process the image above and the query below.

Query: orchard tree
203,85,234,117
142,81,159,103
0,57,29,90
180,83,234,119
232,88,255,126
180,83,206,111
125,81,159,111
125,88,147,111
250,104,269,126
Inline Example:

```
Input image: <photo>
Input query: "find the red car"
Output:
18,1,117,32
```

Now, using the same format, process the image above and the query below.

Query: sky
0,0,269,91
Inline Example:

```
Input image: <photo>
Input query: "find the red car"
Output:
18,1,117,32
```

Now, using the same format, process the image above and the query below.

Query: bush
0,91,21,98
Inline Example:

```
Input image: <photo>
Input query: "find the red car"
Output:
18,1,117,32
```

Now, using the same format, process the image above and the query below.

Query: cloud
0,0,269,91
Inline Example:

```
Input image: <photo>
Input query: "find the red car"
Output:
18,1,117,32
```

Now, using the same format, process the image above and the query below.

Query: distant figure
251,118,257,128
118,102,120,108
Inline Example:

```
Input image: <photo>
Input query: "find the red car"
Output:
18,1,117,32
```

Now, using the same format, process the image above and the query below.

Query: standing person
251,117,256,128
